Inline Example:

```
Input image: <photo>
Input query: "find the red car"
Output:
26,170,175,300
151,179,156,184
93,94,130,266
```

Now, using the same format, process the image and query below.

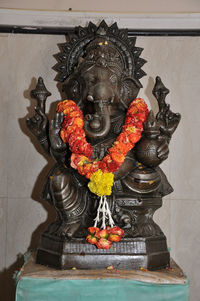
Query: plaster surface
0,0,200,13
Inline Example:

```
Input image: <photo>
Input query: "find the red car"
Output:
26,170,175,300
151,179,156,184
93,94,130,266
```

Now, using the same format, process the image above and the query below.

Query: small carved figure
26,21,181,269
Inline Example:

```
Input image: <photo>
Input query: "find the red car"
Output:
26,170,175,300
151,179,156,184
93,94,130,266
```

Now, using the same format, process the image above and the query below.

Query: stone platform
15,253,189,301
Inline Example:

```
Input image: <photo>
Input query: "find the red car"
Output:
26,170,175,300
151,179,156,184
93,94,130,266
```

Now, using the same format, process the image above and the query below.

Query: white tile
6,197,55,268
4,34,65,198
0,37,8,197
0,198,6,270
7,134,52,199
139,37,200,201
0,107,7,197
0,198,7,301
170,199,200,301
154,198,171,246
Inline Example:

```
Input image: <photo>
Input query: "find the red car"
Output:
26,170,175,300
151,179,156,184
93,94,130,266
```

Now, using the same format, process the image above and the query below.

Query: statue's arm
134,76,181,167
26,107,67,163
26,77,51,154
155,78,181,162
153,76,181,143
49,112,67,164
26,77,67,162
26,106,50,154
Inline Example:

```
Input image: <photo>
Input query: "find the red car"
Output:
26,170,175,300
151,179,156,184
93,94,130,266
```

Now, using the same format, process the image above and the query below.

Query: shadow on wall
0,78,57,301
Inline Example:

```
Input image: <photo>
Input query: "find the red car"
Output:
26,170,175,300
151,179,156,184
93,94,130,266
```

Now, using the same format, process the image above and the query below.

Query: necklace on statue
57,98,149,249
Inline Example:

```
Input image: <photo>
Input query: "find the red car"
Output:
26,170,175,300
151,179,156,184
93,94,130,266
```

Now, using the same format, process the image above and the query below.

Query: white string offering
93,196,115,229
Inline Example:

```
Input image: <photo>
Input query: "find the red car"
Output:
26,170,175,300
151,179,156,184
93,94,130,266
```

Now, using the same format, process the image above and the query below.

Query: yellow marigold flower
88,169,114,197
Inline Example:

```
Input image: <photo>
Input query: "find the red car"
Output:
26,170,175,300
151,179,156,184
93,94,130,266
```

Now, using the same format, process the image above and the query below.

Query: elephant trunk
84,100,111,140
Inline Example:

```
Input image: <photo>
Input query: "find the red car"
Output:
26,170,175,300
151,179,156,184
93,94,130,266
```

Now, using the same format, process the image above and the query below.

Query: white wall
0,0,200,13
0,15,200,301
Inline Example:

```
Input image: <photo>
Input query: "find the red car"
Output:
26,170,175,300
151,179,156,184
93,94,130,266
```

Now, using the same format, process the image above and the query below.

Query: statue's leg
50,168,88,238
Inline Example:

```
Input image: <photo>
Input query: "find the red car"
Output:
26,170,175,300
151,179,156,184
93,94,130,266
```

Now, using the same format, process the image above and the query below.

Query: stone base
36,233,170,270
16,253,189,301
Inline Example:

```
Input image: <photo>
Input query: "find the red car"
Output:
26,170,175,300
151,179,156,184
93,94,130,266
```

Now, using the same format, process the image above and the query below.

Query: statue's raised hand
153,76,181,142
26,77,52,154
26,106,48,140
49,112,66,152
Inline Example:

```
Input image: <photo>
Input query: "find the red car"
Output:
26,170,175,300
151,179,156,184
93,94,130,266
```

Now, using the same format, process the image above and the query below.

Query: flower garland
86,226,124,250
57,98,149,196
57,98,149,248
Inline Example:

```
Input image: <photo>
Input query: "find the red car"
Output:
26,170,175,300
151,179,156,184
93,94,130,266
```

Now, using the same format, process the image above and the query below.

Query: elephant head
62,38,141,140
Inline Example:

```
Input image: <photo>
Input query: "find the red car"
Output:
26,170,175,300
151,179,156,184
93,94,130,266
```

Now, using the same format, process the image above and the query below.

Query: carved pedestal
36,235,169,270
36,195,169,270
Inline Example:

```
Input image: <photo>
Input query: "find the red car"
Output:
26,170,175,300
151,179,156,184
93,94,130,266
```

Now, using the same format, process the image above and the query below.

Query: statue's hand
157,105,181,139
49,112,66,152
26,106,48,139
157,140,169,161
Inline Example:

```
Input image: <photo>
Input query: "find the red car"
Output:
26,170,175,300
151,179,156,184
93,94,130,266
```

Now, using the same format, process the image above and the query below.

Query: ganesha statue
26,21,180,270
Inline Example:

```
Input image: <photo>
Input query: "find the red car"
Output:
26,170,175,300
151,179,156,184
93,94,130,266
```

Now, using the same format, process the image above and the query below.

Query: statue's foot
56,221,81,238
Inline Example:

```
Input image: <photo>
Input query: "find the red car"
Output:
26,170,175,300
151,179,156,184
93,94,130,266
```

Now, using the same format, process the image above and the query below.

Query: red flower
70,154,89,170
62,116,74,128
113,141,132,155
77,164,85,175
88,227,100,235
82,163,92,178
106,160,121,172
82,143,93,158
73,117,84,128
96,238,112,249
90,161,100,174
63,125,79,141
102,154,112,164
95,229,109,239
127,106,138,114
109,226,124,237
63,105,78,115
110,151,125,164
101,154,121,172
85,171,94,179
116,133,132,149
132,121,144,131
70,140,83,153
73,127,86,137
125,116,138,125
68,133,81,147
134,112,147,123
98,161,109,173
128,132,141,144
86,234,98,245
69,110,83,119
108,234,122,242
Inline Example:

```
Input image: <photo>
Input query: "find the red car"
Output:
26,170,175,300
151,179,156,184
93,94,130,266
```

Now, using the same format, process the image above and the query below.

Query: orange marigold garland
57,98,149,249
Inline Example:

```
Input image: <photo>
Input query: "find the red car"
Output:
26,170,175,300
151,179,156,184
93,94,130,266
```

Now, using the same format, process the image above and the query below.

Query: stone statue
26,21,180,270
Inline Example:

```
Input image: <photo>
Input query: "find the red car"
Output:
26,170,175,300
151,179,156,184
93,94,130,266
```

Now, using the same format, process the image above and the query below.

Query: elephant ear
120,76,142,109
62,73,86,106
